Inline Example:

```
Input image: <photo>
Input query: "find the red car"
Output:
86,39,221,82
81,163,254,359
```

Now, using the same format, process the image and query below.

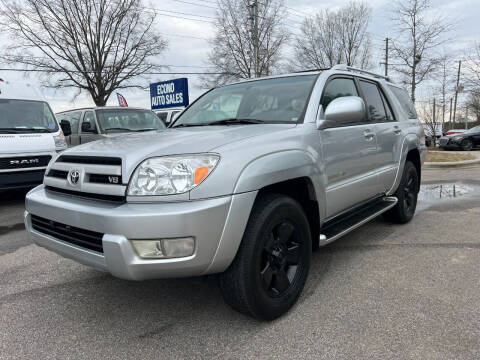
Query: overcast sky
1,0,479,112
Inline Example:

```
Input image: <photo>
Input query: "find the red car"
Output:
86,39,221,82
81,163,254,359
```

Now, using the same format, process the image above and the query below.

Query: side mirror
81,122,96,133
318,96,365,129
60,120,72,136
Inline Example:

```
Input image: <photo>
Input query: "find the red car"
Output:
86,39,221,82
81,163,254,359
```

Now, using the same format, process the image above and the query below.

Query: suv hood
63,123,295,169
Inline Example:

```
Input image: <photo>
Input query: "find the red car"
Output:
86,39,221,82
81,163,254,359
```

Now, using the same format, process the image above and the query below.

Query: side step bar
319,196,398,246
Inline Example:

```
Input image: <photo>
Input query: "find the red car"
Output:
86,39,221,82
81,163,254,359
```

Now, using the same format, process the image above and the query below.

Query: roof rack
331,64,393,82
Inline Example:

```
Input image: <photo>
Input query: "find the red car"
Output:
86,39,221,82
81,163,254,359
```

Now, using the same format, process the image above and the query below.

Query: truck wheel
461,139,473,151
384,160,419,224
219,193,311,320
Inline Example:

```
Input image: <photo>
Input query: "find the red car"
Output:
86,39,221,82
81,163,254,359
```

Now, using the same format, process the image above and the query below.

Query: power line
164,0,218,10
0,68,227,75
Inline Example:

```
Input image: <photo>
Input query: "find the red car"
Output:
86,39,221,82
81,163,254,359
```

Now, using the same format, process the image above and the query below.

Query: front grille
439,138,449,146
47,169,68,179
0,169,45,189
45,186,126,203
57,155,121,166
31,215,104,253
0,155,51,170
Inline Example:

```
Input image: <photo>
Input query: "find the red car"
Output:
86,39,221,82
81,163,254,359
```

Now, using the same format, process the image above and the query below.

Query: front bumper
25,186,257,280
0,169,46,190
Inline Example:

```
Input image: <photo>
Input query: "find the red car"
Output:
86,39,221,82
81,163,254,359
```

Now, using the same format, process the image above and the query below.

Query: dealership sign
150,78,189,110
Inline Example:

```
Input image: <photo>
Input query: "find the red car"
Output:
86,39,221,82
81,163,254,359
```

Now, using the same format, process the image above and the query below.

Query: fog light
162,238,195,258
131,237,195,259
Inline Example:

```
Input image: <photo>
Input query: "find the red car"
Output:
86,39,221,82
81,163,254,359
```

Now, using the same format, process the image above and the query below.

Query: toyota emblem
68,170,80,185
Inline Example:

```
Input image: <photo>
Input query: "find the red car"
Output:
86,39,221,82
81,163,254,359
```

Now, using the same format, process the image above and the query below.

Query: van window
58,111,81,134
389,86,417,118
0,100,58,133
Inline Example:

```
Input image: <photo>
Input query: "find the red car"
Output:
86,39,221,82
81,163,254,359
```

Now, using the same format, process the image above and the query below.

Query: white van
0,79,67,190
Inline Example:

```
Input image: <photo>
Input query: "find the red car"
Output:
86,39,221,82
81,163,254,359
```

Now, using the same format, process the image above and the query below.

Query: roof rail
331,64,393,82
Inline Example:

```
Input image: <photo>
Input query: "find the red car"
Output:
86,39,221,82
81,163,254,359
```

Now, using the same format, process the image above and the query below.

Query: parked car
56,107,166,146
444,129,466,136
154,108,184,126
439,126,480,150
25,64,426,320
0,79,67,190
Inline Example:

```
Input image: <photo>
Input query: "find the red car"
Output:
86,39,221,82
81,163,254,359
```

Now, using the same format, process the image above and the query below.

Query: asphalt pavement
1,166,480,359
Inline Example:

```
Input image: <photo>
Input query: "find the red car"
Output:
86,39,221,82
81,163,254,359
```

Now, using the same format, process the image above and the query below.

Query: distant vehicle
439,126,480,151
154,108,183,125
444,129,466,136
56,107,166,146
0,79,66,190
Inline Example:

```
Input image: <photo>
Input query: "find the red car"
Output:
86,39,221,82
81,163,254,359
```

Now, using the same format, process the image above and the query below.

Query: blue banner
150,78,189,110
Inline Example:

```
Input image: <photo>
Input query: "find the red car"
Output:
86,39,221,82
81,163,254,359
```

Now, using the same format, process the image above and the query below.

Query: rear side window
321,78,359,110
358,80,389,123
389,86,417,118
156,112,168,122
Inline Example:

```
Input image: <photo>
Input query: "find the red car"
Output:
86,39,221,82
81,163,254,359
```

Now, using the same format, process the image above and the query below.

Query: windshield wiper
172,118,265,128
0,128,52,133
133,128,158,132
103,127,134,132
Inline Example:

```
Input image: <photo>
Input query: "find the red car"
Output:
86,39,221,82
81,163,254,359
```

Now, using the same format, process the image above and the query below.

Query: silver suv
25,65,426,320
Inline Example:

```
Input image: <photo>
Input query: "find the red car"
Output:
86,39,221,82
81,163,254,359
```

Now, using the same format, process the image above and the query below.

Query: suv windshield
96,109,166,132
0,99,58,133
172,75,317,127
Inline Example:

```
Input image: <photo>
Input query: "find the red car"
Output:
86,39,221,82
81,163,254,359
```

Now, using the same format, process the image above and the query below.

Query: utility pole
449,98,453,130
248,1,259,78
453,60,462,124
433,98,437,146
384,38,389,77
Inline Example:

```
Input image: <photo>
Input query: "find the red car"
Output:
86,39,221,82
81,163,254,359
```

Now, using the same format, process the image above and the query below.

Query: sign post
150,78,189,110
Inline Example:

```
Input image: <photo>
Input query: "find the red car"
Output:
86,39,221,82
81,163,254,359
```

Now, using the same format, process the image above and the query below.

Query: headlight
128,154,220,196
54,133,67,150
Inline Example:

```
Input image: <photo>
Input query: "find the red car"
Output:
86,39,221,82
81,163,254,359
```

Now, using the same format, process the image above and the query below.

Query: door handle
393,126,402,134
363,129,375,140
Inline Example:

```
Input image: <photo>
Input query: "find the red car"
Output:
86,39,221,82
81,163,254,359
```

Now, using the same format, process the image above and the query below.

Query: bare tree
434,54,455,130
0,0,167,106
466,92,480,122
390,0,452,103
465,43,480,94
292,1,372,70
420,98,442,146
204,0,289,87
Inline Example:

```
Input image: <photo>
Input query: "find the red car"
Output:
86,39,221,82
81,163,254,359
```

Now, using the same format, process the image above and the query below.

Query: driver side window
321,78,359,110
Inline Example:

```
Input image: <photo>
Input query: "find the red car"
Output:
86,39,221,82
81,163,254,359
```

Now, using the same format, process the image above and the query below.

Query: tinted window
359,81,387,123
389,86,417,118
82,111,96,132
156,112,168,122
321,78,358,110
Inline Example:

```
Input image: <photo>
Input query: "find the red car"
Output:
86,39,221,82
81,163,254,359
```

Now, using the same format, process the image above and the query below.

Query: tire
384,160,419,224
219,193,312,320
461,139,473,151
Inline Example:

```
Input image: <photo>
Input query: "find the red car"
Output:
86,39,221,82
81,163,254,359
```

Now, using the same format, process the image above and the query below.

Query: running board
319,196,398,246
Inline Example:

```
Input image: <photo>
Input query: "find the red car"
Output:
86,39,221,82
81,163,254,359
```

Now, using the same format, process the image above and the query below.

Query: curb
424,158,480,168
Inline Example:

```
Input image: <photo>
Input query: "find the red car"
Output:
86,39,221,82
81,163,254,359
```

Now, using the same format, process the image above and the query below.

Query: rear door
319,76,379,218
357,79,401,191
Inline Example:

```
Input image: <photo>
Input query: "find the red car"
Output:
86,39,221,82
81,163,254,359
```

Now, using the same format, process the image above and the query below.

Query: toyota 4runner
25,65,426,320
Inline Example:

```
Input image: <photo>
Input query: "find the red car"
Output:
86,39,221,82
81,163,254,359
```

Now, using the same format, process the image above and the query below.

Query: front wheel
384,160,419,224
219,194,311,320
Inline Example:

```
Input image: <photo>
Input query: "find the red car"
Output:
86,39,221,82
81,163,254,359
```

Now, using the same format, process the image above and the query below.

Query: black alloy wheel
219,194,311,320
384,160,419,224
260,220,303,297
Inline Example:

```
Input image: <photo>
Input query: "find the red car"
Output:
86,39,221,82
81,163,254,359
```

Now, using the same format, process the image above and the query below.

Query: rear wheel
461,139,473,151
384,160,419,224
219,194,311,320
